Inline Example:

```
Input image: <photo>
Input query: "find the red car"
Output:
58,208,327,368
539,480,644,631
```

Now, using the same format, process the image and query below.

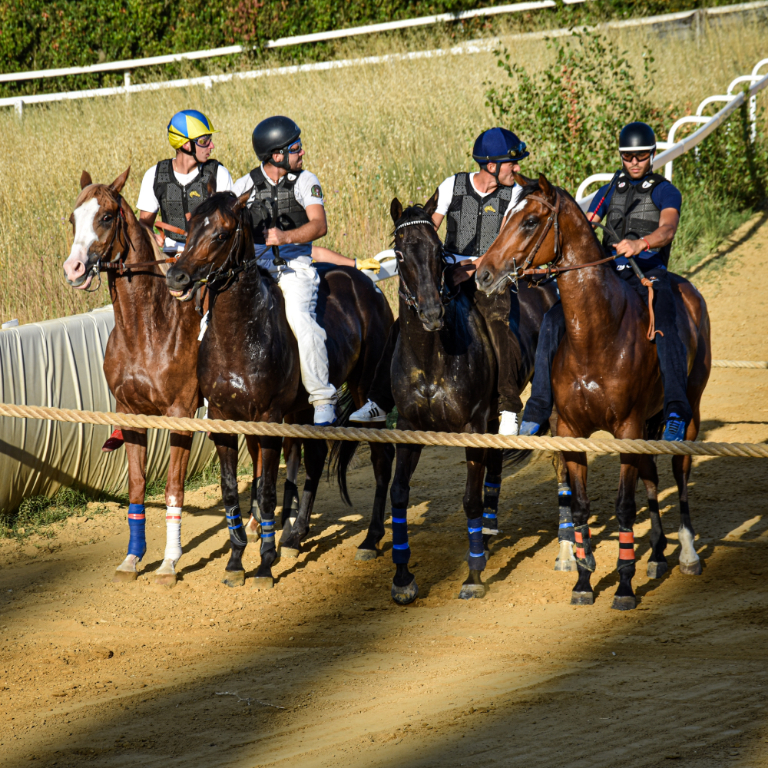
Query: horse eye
522,216,539,229
217,232,228,242
101,214,113,223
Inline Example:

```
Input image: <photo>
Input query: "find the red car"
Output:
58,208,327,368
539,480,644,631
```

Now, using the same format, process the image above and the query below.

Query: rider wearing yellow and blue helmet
136,109,235,251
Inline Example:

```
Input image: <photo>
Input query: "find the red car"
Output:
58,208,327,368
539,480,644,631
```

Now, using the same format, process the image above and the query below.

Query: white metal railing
3,1,767,116
575,62,768,208
0,1,589,86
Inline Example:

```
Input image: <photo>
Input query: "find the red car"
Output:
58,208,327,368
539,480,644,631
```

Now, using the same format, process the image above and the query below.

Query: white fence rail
575,58,768,209
3,1,767,116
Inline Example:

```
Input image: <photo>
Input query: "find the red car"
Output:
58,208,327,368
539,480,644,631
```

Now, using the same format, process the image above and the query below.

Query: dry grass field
0,15,765,325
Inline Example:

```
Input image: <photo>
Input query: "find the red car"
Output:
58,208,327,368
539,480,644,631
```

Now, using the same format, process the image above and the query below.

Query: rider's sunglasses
620,151,651,163
286,141,303,154
193,134,213,148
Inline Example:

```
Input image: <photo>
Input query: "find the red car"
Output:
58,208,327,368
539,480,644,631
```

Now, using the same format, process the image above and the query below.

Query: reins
499,189,661,341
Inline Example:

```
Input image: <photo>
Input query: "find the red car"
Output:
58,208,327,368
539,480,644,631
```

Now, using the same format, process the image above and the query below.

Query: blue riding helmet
472,128,529,170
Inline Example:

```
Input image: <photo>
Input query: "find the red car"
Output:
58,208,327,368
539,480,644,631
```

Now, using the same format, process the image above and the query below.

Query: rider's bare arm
312,245,352,265
264,204,327,246
431,212,445,231
139,210,164,247
614,208,680,258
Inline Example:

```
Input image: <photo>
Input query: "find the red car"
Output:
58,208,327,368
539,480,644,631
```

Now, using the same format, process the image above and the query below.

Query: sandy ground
2,212,768,768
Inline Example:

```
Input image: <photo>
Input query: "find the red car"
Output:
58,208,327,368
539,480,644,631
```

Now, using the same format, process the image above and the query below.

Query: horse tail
502,448,533,470
328,384,358,506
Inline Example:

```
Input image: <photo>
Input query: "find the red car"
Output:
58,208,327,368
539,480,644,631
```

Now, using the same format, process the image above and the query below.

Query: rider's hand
153,232,165,248
614,238,645,258
355,258,381,273
264,227,287,246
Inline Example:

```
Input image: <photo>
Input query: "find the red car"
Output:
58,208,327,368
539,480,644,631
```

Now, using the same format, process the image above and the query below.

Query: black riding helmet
252,116,301,171
619,122,657,154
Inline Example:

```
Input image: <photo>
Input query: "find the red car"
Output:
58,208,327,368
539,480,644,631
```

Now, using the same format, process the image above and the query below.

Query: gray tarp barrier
0,306,249,514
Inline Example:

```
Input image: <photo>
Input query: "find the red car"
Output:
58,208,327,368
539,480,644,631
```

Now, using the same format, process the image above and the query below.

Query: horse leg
460,447,489,599
552,449,577,572
213,433,247,588
253,436,282,589
565,451,596,605
357,442,395,560
280,437,302,529
640,454,668,578
674,450,701,575
154,430,193,587
244,436,263,544
279,438,327,558
390,442,423,605
612,454,640,610
113,427,148,582
481,448,503,555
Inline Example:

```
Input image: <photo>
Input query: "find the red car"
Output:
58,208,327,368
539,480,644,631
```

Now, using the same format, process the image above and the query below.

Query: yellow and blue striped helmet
167,110,218,150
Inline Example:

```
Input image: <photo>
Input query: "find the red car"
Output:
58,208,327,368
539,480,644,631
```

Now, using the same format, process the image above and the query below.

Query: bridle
393,217,459,314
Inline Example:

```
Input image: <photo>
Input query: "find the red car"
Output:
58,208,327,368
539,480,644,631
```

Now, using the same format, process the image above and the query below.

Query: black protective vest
153,159,219,243
444,172,515,259
602,171,672,266
246,166,310,245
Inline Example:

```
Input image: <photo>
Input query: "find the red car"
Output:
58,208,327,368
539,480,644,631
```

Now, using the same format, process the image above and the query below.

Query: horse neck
552,195,628,349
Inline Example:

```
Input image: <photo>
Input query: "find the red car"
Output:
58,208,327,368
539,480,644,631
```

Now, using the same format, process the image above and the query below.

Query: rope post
123,70,131,102
14,99,23,119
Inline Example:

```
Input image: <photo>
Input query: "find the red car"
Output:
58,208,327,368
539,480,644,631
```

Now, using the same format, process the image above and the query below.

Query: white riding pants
264,260,336,405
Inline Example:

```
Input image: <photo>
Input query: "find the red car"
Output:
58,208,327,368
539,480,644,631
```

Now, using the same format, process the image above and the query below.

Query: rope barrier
711,359,768,369
0,403,766,458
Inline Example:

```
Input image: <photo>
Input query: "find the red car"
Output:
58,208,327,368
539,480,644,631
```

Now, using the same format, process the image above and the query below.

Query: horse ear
390,198,403,223
109,166,131,194
233,189,251,214
538,173,553,198
513,171,532,187
207,174,217,197
424,188,439,217
80,170,93,189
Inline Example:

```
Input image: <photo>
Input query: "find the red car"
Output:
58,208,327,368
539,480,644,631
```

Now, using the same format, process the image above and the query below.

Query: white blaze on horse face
63,197,101,288
505,197,529,221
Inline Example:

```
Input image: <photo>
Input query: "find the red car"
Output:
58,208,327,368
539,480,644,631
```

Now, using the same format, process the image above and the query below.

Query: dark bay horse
475,174,711,610
165,189,395,589
62,168,219,585
384,197,558,604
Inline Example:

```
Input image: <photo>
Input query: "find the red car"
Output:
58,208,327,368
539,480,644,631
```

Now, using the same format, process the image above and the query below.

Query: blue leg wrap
483,481,500,534
259,517,276,556
391,507,410,564
558,485,575,544
226,505,247,548
127,503,146,560
467,516,486,571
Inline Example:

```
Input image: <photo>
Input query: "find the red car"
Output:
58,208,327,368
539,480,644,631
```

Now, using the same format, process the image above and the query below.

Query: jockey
233,115,348,426
350,127,529,436
102,108,235,453
520,121,691,441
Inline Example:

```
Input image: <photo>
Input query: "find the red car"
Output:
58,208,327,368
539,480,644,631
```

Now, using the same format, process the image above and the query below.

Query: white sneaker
314,403,337,426
499,411,519,436
349,399,387,423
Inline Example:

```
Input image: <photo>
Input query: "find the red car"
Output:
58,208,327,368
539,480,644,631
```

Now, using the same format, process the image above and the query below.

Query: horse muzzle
418,304,445,332
166,266,198,302
475,266,506,295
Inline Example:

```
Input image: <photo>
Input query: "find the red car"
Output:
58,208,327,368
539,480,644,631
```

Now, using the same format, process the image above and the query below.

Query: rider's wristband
641,237,651,251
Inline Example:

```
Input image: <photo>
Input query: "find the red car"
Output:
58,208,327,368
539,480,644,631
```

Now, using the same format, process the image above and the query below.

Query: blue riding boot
663,414,687,442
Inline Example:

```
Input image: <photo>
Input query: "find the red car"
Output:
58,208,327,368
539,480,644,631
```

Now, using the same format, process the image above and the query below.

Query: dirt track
2,213,768,768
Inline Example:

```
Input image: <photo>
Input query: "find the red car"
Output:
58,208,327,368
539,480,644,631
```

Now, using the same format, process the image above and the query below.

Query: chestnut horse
62,168,262,585
165,189,395,589
475,175,711,610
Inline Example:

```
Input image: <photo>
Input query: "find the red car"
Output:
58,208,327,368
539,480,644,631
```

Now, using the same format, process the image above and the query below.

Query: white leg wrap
164,507,182,565
678,525,699,565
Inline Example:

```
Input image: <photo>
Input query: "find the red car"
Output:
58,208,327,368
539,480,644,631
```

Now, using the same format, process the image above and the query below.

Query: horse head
166,184,252,303
475,173,561,295
391,192,445,331
63,168,131,290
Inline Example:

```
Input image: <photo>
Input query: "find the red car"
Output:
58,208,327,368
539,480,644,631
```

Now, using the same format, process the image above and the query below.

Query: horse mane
191,190,238,222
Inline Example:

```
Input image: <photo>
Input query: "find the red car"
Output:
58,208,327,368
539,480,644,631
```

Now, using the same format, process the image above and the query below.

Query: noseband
394,218,458,313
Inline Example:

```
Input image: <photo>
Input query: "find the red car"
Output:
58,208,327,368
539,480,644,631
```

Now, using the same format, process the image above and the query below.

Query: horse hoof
355,548,379,561
458,583,485,600
570,591,594,606
222,571,245,588
253,576,274,590
154,573,177,588
280,546,299,559
647,561,668,579
246,532,261,545
391,580,418,605
554,557,578,572
112,569,138,583
611,595,636,611
679,560,702,576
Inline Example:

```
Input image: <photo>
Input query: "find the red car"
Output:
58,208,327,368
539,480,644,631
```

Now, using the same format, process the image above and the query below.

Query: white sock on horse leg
164,507,182,564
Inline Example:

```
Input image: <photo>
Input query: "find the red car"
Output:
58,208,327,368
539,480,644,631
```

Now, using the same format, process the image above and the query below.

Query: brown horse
475,175,711,610
62,168,257,585
165,189,395,589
